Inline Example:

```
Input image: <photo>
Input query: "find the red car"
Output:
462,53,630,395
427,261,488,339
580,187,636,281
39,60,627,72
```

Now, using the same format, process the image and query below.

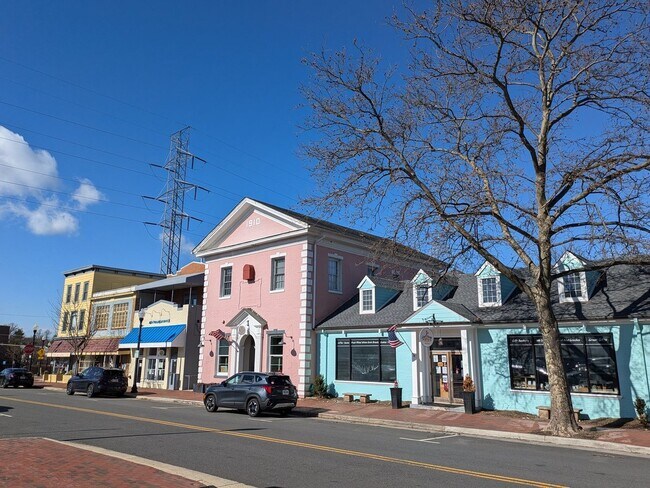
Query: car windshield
267,376,292,386
103,370,125,379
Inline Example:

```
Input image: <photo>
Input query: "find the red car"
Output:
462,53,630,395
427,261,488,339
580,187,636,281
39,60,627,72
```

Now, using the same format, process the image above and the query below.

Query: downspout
634,318,650,400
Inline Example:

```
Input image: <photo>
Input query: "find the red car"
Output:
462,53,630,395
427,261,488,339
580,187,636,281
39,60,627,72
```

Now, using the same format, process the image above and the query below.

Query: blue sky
0,2,415,336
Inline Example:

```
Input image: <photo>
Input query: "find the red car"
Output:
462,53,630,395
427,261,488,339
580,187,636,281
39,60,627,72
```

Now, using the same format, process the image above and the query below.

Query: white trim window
271,257,285,291
215,339,229,375
268,335,284,372
478,276,501,307
328,257,343,293
360,289,375,313
220,266,232,298
70,312,79,333
415,284,430,308
558,272,588,302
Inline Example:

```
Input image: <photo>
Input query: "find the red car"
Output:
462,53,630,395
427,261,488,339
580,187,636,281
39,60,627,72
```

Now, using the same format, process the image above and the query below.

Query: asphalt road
0,387,646,488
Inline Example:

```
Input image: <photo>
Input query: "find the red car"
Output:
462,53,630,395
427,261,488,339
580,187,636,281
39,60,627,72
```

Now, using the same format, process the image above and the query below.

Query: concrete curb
45,437,253,487
318,413,650,458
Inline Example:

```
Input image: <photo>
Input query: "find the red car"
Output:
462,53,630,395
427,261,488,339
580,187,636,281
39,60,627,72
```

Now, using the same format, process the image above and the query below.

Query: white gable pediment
193,198,309,257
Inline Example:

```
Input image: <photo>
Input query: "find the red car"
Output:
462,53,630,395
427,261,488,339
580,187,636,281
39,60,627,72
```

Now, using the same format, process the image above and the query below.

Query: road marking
0,413,12,417
400,433,459,444
0,395,567,488
151,406,194,410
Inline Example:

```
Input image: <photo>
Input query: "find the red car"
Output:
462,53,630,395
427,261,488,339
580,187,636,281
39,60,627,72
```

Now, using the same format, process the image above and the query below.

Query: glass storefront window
507,333,619,395
336,338,396,383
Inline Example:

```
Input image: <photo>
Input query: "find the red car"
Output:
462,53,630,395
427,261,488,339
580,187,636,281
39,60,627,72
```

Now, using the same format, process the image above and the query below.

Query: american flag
209,329,225,341
387,324,403,348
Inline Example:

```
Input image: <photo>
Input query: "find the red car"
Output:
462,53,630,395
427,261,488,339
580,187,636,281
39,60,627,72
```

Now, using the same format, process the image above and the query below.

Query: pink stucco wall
312,244,419,324
201,241,305,383
219,210,297,248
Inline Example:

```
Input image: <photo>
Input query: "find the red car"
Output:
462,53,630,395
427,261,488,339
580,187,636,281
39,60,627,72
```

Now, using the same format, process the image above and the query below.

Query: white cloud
1,199,78,235
180,234,195,255
0,126,102,235
0,126,58,197
72,178,105,210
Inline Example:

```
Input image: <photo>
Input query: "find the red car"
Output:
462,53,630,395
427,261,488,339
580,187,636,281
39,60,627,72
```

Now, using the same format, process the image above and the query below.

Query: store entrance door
431,351,464,404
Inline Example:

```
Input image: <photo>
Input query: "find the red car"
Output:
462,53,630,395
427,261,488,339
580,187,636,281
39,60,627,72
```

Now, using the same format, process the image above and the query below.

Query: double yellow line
0,396,567,488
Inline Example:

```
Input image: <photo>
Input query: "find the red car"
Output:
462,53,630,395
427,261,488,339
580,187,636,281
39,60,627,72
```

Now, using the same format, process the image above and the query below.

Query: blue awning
119,324,186,348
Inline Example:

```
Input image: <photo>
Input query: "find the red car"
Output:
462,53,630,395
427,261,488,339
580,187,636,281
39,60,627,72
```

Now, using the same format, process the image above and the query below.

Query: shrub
634,397,648,429
312,374,328,398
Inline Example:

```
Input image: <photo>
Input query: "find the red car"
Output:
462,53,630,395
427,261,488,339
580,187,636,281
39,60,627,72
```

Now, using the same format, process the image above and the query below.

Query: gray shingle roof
316,263,650,330
318,285,415,329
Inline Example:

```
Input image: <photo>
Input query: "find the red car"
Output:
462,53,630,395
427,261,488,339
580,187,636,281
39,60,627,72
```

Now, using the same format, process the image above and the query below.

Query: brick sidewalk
0,438,205,488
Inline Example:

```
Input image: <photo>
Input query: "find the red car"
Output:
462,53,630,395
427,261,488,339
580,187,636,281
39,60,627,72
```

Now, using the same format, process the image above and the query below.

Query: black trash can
390,387,403,409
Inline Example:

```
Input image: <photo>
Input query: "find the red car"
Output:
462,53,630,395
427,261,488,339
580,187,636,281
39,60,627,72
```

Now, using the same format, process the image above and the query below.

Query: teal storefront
477,320,650,419
318,330,414,402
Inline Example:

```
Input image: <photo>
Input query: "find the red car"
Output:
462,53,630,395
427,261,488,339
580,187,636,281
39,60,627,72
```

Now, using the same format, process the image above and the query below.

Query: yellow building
47,265,164,372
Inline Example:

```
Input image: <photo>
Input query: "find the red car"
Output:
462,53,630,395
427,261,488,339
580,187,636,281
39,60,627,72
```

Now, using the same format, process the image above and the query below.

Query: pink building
193,198,433,396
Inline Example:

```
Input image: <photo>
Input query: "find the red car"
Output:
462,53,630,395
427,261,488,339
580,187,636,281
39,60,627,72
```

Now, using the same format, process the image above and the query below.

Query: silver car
203,372,298,417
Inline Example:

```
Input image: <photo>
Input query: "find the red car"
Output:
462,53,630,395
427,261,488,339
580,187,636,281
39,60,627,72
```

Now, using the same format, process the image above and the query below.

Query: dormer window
563,273,583,299
555,251,592,303
361,289,374,313
475,261,514,307
411,269,433,310
481,277,498,304
416,284,430,307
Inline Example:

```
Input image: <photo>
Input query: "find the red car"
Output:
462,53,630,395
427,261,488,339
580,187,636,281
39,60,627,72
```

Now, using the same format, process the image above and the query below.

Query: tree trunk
534,289,580,436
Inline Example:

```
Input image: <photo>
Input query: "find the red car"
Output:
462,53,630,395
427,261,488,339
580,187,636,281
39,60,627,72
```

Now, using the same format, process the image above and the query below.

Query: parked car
0,368,34,388
66,367,128,397
203,372,298,417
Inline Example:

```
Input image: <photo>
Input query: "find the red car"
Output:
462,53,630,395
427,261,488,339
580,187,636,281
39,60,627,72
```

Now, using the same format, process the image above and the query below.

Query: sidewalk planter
463,391,476,414
61,374,72,384
390,387,403,409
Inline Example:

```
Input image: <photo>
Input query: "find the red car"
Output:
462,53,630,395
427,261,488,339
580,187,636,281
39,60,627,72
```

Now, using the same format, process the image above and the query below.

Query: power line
0,160,240,219
0,178,157,213
0,57,311,185
0,75,171,139
0,134,153,176
0,55,186,127
0,99,168,150
0,128,291,203
0,194,209,239
2,122,157,165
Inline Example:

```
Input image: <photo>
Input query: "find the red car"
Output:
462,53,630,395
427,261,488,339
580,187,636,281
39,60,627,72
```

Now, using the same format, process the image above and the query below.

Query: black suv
66,367,128,397
0,368,34,388
203,372,298,417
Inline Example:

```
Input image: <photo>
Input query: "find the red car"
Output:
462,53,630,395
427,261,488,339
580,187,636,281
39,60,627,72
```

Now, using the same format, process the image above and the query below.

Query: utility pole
145,127,208,275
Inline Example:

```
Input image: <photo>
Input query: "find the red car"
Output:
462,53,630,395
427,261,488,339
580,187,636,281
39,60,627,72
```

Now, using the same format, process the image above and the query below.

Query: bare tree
302,0,649,436
51,298,99,374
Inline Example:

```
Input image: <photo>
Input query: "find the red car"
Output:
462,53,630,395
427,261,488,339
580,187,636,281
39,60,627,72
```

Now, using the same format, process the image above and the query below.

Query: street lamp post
28,324,38,372
131,309,146,394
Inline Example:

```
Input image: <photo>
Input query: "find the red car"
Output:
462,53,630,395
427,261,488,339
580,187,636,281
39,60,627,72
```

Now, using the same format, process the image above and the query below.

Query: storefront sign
419,328,434,347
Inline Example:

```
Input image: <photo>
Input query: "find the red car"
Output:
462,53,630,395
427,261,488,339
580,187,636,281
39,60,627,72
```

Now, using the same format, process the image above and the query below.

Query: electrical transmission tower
145,127,208,275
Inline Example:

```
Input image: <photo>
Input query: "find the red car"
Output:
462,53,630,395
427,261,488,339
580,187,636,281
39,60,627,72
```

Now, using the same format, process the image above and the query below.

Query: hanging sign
419,328,434,347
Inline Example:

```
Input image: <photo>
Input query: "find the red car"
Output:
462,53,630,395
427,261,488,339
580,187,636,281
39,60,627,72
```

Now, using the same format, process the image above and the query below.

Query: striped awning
119,324,186,349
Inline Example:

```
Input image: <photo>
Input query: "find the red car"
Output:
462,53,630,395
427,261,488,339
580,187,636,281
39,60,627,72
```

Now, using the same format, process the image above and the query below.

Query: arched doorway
240,335,256,371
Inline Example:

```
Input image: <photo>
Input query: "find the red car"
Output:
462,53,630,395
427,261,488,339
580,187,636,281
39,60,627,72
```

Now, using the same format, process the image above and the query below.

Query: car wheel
66,383,74,395
246,397,261,417
204,394,218,413
86,384,96,398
